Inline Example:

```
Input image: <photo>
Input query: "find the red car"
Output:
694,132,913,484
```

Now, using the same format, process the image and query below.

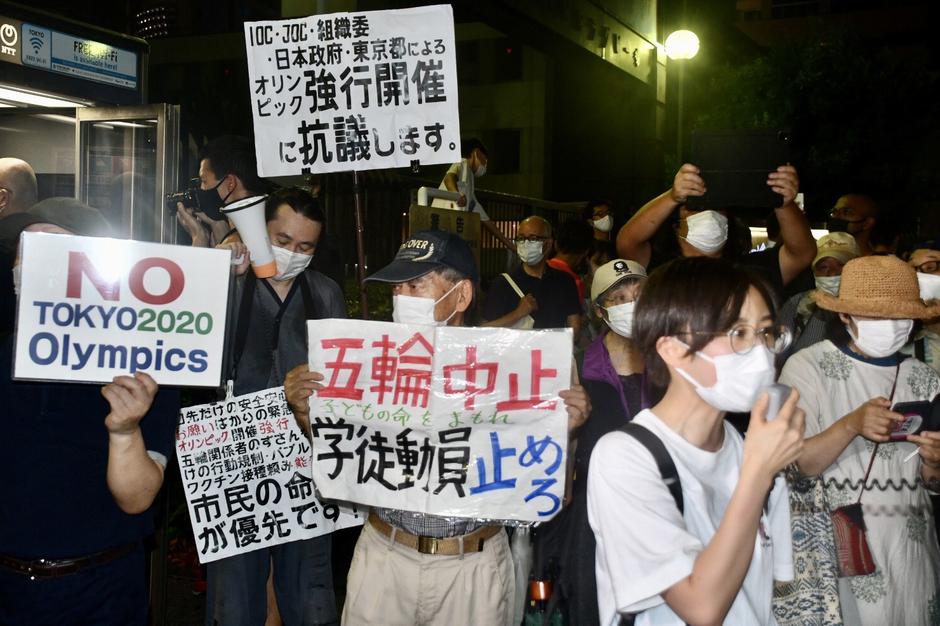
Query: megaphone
221,195,277,279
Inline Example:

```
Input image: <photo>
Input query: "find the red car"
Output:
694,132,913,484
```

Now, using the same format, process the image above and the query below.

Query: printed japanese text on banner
307,319,572,523
244,5,460,176
178,386,364,563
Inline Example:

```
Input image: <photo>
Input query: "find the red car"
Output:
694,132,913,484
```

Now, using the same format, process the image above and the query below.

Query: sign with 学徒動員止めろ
13,232,229,387
306,319,573,523
178,386,365,563
244,5,460,177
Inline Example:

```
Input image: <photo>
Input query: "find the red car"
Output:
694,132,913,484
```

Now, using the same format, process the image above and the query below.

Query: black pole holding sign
352,170,369,319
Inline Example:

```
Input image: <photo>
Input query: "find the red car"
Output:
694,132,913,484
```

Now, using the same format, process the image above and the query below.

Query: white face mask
474,163,486,177
12,264,22,296
675,340,776,413
814,275,842,296
604,301,635,338
392,281,462,326
682,211,728,253
917,272,940,302
592,215,613,233
272,245,313,282
516,240,545,266
849,317,913,358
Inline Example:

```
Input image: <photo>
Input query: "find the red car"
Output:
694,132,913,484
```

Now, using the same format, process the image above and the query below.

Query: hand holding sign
284,364,326,433
103,372,159,435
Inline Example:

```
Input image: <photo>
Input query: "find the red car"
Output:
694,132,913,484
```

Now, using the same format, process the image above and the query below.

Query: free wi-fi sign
21,23,50,69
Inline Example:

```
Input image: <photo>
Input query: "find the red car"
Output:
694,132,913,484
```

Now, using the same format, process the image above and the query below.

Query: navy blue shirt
483,265,581,329
0,335,179,559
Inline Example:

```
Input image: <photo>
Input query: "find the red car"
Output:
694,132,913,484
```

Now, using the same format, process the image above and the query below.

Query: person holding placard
588,257,802,625
0,199,179,626
207,186,346,626
285,229,591,626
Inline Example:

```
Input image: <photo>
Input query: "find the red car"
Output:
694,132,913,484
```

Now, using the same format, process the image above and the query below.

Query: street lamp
664,30,700,163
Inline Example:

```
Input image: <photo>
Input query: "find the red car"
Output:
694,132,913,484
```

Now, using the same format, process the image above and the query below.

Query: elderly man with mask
617,163,815,294
780,255,940,626
483,215,581,335
284,229,591,626
778,232,861,359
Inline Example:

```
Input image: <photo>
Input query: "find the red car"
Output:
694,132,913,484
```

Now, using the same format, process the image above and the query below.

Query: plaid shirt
374,507,488,538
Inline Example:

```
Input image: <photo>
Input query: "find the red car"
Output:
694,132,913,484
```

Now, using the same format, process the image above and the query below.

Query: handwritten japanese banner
13,232,229,386
177,387,364,563
244,4,460,176
307,320,572,523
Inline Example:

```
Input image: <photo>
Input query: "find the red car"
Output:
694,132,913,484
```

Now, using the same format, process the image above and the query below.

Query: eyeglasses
916,260,940,274
513,235,549,244
683,324,792,355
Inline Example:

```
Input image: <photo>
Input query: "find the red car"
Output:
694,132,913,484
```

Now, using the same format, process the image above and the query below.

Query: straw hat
814,255,940,319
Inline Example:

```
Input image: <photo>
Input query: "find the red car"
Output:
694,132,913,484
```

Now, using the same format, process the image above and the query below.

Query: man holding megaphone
208,186,347,626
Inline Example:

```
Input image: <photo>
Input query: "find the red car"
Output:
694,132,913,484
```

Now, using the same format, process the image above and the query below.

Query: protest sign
13,232,229,386
307,319,572,523
244,4,460,176
178,386,364,563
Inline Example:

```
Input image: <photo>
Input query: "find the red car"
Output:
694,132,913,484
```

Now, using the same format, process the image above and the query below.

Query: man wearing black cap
286,229,590,626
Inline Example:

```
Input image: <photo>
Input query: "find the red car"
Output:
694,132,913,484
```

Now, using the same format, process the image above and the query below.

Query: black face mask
826,217,864,234
194,176,232,221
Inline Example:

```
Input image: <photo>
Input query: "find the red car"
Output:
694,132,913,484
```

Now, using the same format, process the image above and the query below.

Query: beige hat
591,259,646,303
814,255,940,319
813,232,861,268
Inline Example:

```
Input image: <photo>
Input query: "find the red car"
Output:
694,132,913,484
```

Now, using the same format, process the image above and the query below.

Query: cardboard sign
178,386,365,563
307,319,572,522
244,5,460,176
14,232,229,387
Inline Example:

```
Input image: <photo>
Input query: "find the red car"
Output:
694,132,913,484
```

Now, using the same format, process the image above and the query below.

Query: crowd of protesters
2,137,940,626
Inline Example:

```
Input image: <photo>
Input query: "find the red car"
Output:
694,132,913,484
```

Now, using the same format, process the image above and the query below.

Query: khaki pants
341,523,515,626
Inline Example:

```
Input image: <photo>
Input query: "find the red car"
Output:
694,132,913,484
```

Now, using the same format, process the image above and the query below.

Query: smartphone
889,400,940,441
687,129,792,211
763,383,791,421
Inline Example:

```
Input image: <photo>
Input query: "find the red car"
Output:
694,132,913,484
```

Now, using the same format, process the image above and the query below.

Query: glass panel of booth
76,104,180,244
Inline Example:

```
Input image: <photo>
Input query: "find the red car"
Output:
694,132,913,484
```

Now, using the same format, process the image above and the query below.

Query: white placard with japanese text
244,5,460,176
177,387,364,563
307,319,572,523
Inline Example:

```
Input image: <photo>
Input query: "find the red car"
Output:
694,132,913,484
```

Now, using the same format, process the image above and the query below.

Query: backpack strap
619,422,683,515
502,272,526,298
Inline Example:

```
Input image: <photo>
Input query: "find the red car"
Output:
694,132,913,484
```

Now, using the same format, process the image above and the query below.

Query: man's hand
103,372,158,436
516,294,538,317
284,364,325,418
767,165,799,207
844,397,905,443
669,164,706,204
217,241,250,276
177,204,210,247
456,193,467,208
560,385,591,435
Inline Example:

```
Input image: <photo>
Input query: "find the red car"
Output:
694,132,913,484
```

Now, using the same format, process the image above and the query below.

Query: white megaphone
221,195,277,279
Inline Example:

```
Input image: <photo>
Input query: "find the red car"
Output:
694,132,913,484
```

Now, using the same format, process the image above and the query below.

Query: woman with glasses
779,255,940,626
588,257,804,626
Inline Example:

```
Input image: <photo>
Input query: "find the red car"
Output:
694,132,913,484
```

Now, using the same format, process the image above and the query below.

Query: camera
165,177,201,212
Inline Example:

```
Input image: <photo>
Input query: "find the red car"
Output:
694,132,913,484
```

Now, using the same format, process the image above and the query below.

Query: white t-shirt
587,409,793,626
431,159,490,221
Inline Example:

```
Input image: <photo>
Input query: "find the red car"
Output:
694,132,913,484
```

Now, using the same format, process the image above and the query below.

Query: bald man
483,215,582,334
0,158,38,217
827,193,880,256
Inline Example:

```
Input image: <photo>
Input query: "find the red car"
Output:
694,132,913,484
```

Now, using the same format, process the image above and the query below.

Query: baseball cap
29,197,113,238
366,230,479,284
813,232,860,268
591,258,647,303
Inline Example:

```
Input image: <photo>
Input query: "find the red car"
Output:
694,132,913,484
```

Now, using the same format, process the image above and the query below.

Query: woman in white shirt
587,257,804,626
